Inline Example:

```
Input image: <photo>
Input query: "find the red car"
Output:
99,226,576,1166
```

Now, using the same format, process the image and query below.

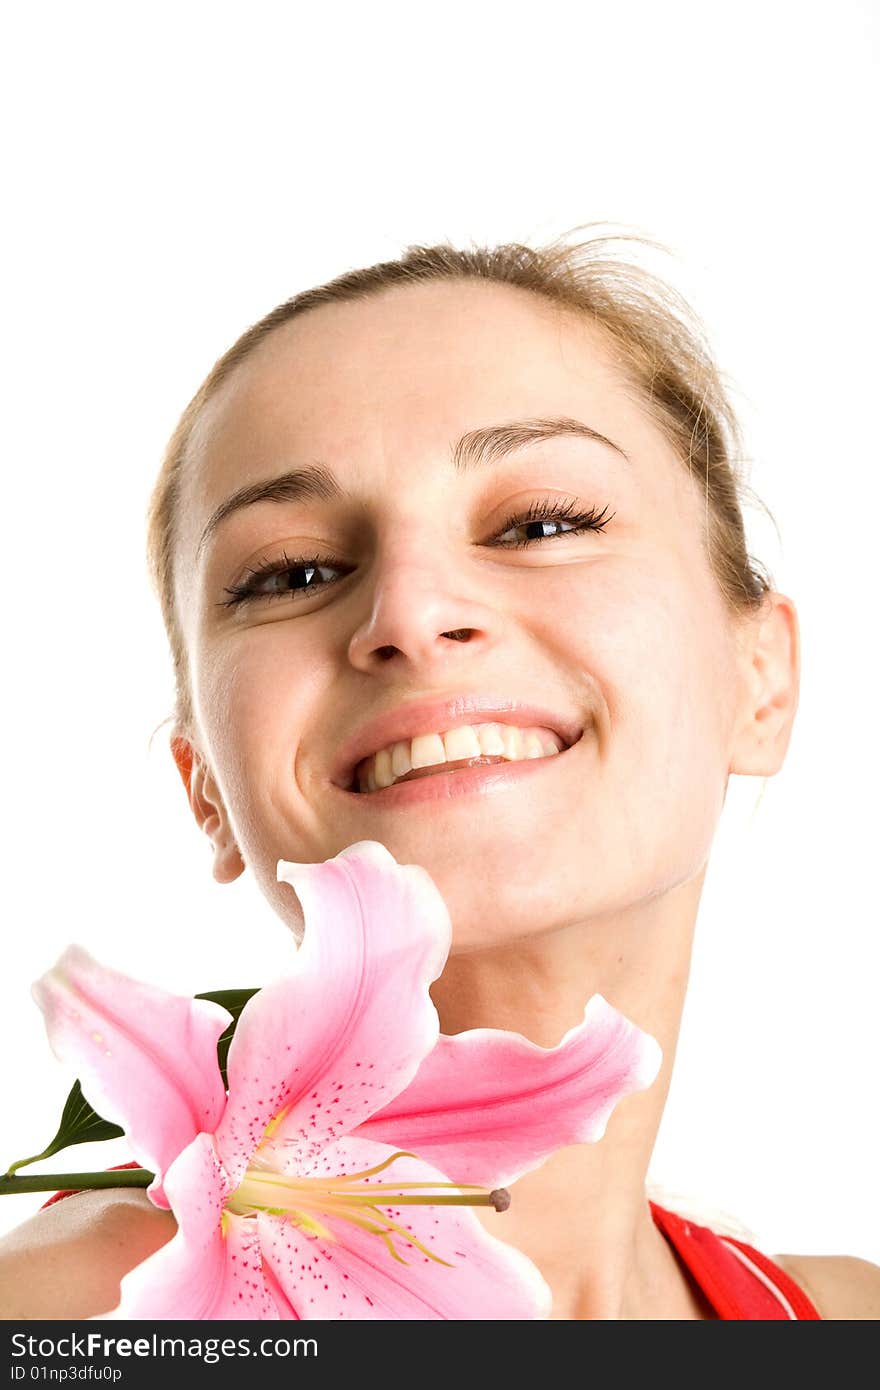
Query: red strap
720,1231,822,1320
649,1201,821,1320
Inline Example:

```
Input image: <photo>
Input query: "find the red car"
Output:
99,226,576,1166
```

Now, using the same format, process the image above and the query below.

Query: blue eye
217,498,614,609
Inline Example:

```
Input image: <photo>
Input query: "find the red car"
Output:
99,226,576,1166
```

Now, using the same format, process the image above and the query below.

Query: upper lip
330,693,585,789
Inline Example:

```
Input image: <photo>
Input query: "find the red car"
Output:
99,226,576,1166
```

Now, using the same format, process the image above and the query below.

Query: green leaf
5,986,260,1176
194,987,260,1087
5,1080,124,1176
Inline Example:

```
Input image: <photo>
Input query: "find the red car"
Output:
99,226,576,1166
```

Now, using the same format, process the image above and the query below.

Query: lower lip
334,735,583,808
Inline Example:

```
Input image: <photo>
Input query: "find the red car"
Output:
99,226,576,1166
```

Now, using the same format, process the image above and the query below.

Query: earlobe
169,735,246,885
730,593,801,778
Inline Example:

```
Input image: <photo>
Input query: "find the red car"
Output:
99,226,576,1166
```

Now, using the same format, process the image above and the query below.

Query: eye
217,498,615,609
218,549,346,609
492,497,615,548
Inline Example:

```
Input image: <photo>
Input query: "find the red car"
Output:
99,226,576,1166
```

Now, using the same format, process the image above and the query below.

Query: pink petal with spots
356,994,662,1188
257,1138,551,1320
214,841,451,1185
32,946,231,1205
106,1133,278,1320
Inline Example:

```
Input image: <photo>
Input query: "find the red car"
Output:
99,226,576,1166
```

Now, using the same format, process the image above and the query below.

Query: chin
432,872,581,955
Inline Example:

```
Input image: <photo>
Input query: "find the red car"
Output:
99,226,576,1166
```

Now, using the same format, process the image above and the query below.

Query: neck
429,869,708,1319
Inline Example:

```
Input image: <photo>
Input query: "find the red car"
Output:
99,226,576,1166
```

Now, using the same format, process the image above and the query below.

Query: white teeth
475,723,507,756
500,724,524,760
390,741,413,778
355,721,565,793
373,746,395,790
410,733,447,769
442,726,482,760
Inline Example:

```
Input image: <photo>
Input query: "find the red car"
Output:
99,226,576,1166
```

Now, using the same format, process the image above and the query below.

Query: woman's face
173,280,750,948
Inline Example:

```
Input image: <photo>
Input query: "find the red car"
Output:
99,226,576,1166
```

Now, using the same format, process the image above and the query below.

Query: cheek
611,595,726,758
541,552,735,743
191,633,328,855
584,565,737,882
196,638,339,931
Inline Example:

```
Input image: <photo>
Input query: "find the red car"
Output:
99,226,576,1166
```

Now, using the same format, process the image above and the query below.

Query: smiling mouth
347,734,584,795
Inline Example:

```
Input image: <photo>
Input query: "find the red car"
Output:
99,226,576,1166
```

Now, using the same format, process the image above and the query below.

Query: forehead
177,279,677,567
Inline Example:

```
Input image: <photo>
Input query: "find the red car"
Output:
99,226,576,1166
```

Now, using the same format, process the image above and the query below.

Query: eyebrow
195,415,629,561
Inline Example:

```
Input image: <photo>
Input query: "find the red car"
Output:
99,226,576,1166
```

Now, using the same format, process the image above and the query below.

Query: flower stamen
224,1150,509,1264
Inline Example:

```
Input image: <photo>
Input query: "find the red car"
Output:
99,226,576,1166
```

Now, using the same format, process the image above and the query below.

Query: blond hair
146,224,774,742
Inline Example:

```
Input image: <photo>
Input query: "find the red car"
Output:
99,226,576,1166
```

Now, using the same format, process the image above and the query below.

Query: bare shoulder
775,1251,880,1320
0,1189,177,1320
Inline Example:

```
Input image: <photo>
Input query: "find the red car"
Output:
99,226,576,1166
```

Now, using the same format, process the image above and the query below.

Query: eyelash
218,497,616,609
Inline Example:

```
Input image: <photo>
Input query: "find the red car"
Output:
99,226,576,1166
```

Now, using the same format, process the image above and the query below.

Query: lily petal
257,1137,552,1320
215,842,451,1185
356,994,663,1188
32,946,231,1204
108,1133,278,1320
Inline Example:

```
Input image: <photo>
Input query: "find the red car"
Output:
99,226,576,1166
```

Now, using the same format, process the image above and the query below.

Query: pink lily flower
33,840,661,1320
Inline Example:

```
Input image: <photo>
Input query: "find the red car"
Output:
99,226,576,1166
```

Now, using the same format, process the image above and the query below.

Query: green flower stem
0,1169,154,1196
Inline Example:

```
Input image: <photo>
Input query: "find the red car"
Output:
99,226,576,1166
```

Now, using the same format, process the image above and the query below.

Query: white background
1,1,877,1263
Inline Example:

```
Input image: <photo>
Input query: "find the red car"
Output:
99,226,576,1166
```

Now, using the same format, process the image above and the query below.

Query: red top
41,1170,820,1319
649,1200,821,1319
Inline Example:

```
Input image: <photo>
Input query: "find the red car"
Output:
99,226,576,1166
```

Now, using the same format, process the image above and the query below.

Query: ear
729,592,801,777
170,735,246,885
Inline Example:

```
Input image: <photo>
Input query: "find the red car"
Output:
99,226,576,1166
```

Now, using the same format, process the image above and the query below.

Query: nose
345,548,499,673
